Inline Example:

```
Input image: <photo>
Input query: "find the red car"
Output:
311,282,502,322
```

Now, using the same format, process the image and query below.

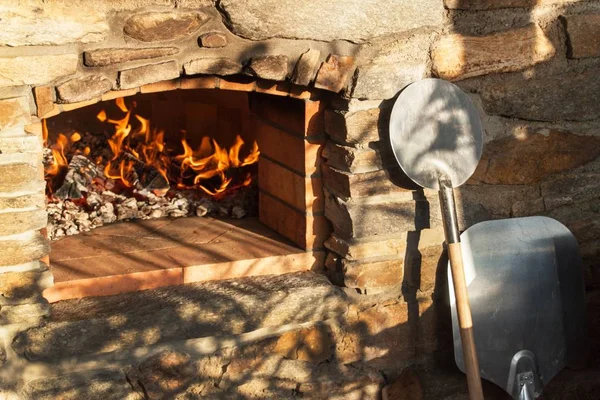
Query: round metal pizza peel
389,78,485,400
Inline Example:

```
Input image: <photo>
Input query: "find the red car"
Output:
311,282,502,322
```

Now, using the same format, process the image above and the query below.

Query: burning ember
43,97,260,240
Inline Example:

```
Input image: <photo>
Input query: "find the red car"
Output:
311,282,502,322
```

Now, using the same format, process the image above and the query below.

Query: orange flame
45,97,260,197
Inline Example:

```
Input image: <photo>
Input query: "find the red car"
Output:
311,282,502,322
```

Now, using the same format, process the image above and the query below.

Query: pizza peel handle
389,79,484,400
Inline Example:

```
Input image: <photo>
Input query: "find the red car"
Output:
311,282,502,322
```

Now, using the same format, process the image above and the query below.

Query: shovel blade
449,216,587,398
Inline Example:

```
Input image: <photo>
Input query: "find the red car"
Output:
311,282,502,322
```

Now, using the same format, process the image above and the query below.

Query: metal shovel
449,217,587,399
389,78,485,399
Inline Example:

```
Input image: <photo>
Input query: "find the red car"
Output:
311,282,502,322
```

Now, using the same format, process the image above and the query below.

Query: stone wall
1,0,599,397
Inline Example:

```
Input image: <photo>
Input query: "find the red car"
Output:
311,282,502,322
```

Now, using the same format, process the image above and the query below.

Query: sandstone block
292,49,321,86
274,325,333,363
22,370,141,400
0,193,45,211
183,58,243,76
324,190,441,239
0,163,43,192
56,75,113,103
324,108,382,145
136,351,195,399
445,0,590,9
541,157,600,210
0,209,46,236
199,32,228,48
322,164,416,199
0,231,49,267
564,14,600,59
219,0,444,42
124,11,209,42
119,61,180,90
323,141,394,173
0,3,108,46
248,55,289,81
84,47,180,67
0,302,50,326
343,258,403,289
0,135,43,154
456,184,540,228
0,269,52,304
0,54,78,87
474,68,600,122
33,86,55,118
325,228,445,261
432,24,555,81
470,131,600,185
314,55,355,93
0,97,31,130
353,31,433,100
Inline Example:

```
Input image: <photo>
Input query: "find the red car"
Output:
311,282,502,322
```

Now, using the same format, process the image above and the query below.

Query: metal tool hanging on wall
389,78,485,400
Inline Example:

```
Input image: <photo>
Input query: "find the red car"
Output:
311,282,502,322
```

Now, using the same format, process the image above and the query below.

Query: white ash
46,186,257,241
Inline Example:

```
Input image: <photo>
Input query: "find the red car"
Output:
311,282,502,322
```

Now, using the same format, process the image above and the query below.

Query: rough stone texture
13,272,347,361
0,135,43,155
183,57,243,76
123,11,209,42
292,48,321,86
0,231,49,267
56,75,113,103
83,47,180,67
322,164,417,199
0,302,50,325
33,86,55,118
472,68,600,122
324,108,383,145
0,54,78,87
314,55,355,93
118,61,179,90
0,193,45,211
323,142,394,173
325,228,445,261
247,55,289,81
274,325,333,363
0,3,108,46
0,97,31,130
564,14,600,59
541,157,600,210
470,131,600,185
457,184,540,228
135,351,196,399
220,0,444,42
199,32,228,48
0,269,52,305
0,209,46,236
432,24,555,81
22,370,142,400
0,163,43,192
324,190,441,239
353,32,433,100
343,258,403,289
445,0,590,9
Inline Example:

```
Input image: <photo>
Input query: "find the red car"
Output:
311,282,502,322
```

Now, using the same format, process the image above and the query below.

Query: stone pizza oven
0,0,599,398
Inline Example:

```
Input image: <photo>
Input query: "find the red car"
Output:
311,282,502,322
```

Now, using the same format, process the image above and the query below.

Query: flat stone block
119,61,180,90
248,55,289,81
324,108,383,145
0,193,45,211
0,231,49,267
564,14,600,59
314,55,355,93
432,24,555,81
0,269,52,305
0,54,78,87
84,47,180,67
220,0,444,42
183,58,243,76
0,97,31,130
0,209,46,236
56,75,113,103
0,163,43,192
124,11,209,42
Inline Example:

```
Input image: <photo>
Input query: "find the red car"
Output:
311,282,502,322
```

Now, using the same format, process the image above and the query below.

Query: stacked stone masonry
0,0,599,398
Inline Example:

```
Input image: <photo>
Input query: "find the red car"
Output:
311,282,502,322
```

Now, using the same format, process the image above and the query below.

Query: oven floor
44,216,321,302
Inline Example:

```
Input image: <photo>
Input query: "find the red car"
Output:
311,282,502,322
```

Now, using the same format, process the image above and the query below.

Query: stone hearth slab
44,217,322,302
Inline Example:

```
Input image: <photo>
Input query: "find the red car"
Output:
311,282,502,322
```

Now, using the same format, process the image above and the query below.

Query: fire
44,97,260,198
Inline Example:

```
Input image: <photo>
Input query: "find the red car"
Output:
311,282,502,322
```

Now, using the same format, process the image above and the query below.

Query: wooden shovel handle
448,242,485,400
